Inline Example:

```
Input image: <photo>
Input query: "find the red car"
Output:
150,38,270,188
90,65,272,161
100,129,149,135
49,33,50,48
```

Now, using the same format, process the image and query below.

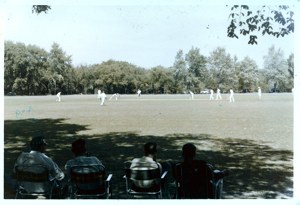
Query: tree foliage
227,5,294,44
263,45,291,92
207,47,239,91
32,5,51,14
4,41,293,95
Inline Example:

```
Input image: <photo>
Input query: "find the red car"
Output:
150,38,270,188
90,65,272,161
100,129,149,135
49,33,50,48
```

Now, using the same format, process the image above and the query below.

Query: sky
1,0,296,69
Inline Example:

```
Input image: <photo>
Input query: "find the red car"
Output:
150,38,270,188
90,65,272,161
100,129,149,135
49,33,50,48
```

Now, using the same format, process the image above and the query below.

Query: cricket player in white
56,92,61,102
189,91,194,100
100,91,107,106
97,89,101,99
137,89,141,97
216,88,222,100
209,89,214,100
229,89,235,103
258,87,262,100
109,93,120,100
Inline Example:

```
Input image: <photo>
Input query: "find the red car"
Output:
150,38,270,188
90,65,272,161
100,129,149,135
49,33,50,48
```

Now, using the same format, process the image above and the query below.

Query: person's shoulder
131,157,141,163
88,156,102,161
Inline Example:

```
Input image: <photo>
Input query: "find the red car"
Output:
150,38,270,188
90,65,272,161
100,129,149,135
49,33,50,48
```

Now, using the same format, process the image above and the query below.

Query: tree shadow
4,119,293,199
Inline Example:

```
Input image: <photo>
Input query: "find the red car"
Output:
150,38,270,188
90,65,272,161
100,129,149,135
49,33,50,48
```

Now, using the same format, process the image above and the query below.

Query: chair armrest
161,171,168,180
106,174,113,182
213,169,229,180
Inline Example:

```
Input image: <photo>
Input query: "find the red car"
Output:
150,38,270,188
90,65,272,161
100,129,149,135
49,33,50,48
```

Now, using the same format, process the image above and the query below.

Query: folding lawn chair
69,165,112,199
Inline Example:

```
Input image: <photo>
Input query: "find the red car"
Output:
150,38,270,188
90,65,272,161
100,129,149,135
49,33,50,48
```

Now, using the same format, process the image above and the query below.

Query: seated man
65,139,105,174
13,136,65,195
174,143,228,199
65,139,105,194
129,142,162,191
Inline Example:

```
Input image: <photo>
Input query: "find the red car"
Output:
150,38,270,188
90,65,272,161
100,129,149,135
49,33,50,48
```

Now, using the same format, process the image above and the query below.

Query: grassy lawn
4,93,294,199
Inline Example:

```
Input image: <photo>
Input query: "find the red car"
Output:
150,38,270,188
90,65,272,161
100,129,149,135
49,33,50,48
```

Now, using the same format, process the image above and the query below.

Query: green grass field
4,93,294,199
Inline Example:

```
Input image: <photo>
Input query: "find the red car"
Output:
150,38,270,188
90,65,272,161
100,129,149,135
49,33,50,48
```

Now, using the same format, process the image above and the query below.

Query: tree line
4,41,294,96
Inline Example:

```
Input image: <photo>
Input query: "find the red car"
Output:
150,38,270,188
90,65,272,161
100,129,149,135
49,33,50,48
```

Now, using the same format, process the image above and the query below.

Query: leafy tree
48,42,72,94
206,47,238,92
26,45,49,95
185,47,207,79
4,41,50,95
32,5,51,14
227,5,294,44
287,53,294,79
184,47,208,92
286,53,294,90
148,66,174,94
172,50,188,93
90,60,147,94
4,41,17,94
263,45,289,92
236,57,259,92
74,65,91,94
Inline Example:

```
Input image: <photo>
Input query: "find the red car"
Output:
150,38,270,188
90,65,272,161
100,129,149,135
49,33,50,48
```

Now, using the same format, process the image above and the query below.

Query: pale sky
1,0,296,69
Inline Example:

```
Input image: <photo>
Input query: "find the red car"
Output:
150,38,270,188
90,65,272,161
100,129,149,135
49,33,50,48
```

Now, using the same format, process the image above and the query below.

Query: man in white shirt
13,136,64,194
229,89,235,103
216,88,222,100
189,91,194,100
209,89,214,100
137,89,142,97
258,87,262,100
130,142,162,189
99,91,107,106
56,92,61,102
97,89,101,99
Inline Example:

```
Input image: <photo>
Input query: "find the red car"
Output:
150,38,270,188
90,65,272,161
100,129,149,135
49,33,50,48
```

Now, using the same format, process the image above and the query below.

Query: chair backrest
70,165,106,192
15,164,51,193
15,165,49,181
128,167,160,180
175,160,214,199
124,162,162,194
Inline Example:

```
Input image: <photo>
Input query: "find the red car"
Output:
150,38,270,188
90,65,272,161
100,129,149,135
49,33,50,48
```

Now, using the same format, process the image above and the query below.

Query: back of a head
72,139,86,156
182,143,196,161
30,136,47,152
144,142,157,156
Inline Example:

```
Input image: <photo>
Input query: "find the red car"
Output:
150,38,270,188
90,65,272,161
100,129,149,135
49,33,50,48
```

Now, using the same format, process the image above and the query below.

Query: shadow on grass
4,118,293,199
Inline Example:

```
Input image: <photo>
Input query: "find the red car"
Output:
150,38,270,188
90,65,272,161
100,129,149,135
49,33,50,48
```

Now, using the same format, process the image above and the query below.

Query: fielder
216,88,222,100
189,91,194,100
109,93,120,100
209,89,214,100
258,87,262,100
100,91,107,106
56,92,61,102
229,89,235,103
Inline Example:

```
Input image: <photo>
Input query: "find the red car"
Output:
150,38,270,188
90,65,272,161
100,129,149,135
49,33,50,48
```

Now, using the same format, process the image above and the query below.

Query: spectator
13,136,65,196
65,139,105,175
174,143,228,198
129,142,163,189
65,139,105,197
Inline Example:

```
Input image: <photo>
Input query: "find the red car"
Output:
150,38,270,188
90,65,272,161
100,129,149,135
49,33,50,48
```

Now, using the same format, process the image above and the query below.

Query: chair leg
15,191,19,199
